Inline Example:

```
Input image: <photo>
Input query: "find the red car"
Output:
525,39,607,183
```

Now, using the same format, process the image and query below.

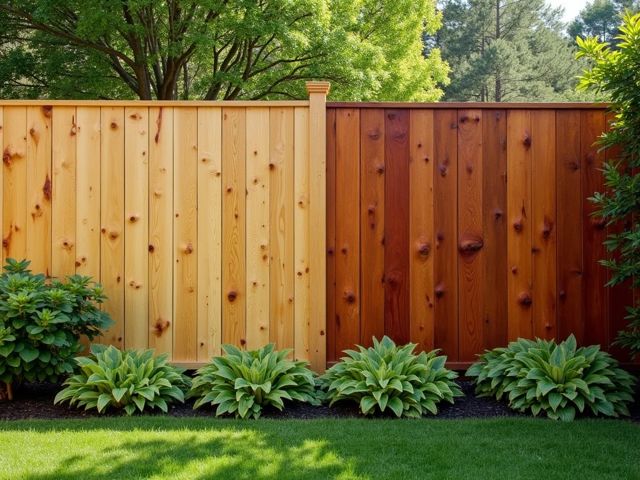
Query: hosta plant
466,335,636,421
188,343,319,419
54,344,191,415
319,336,462,418
0,258,112,399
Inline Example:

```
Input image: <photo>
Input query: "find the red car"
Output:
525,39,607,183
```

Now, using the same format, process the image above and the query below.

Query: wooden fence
0,82,329,371
326,103,634,367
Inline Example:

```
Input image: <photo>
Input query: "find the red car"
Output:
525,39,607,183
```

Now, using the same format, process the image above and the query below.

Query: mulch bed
2,380,639,422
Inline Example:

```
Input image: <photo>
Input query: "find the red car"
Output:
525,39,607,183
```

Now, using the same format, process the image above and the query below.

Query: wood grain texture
26,106,52,275
409,109,435,351
75,107,101,279
457,110,483,361
197,107,222,360
148,107,174,355
531,111,557,339
3,107,28,263
482,110,508,349
334,108,360,354
433,110,459,359
506,110,533,340
100,106,125,347
246,107,270,350
360,109,385,346
294,107,310,360
326,108,337,363
173,107,198,360
222,107,246,347
124,107,149,350
581,110,608,347
384,110,410,344
269,108,294,351
556,110,584,343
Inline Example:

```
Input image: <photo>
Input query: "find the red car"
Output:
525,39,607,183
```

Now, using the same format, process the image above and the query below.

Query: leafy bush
466,335,636,421
577,13,640,355
0,259,112,396
54,344,191,415
319,336,462,418
188,343,318,419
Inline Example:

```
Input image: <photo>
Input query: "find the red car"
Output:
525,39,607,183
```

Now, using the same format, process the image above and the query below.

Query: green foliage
319,336,462,418
569,0,639,43
54,345,191,415
466,335,636,421
0,0,448,101
433,0,590,102
0,259,112,386
188,344,319,419
577,12,640,356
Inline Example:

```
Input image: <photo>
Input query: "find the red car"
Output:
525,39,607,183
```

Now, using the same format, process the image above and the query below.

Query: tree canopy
569,0,639,43
0,0,448,101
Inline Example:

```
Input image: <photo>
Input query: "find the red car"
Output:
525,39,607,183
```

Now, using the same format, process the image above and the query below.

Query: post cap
305,81,331,95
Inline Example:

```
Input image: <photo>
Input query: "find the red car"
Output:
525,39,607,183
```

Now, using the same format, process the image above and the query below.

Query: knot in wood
417,241,431,257
517,292,532,307
227,291,237,302
434,283,445,298
458,235,484,255
184,243,194,254
522,134,532,149
542,218,554,238
344,291,356,304
513,218,523,233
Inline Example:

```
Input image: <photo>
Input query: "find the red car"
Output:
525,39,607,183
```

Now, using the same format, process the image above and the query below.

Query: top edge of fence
326,102,610,110
0,100,310,107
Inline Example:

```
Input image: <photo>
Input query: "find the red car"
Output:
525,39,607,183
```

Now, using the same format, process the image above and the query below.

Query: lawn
0,418,638,480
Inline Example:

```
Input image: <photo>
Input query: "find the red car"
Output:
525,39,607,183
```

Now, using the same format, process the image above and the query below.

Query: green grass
0,417,638,479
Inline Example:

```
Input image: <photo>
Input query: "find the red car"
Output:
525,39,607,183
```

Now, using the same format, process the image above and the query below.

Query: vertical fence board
433,110,459,359
360,109,385,346
482,110,508,350
100,107,125,347
75,108,101,279
457,110,484,361
326,108,337,362
384,110,410,344
0,108,3,265
173,107,198,360
334,108,360,354
409,110,435,351
197,107,222,360
531,111,557,340
556,110,584,342
26,106,52,275
246,107,270,350
222,108,246,347
124,107,149,350
581,110,608,347
507,110,533,340
149,107,174,355
3,107,28,263
294,107,310,360
269,108,295,351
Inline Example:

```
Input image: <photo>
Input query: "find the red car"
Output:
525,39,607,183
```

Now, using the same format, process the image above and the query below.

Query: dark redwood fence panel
326,103,634,366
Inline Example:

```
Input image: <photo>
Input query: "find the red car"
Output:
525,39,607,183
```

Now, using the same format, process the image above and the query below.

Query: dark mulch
1,380,639,422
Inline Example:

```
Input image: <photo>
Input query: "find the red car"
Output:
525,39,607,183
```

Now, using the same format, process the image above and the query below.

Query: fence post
306,81,330,371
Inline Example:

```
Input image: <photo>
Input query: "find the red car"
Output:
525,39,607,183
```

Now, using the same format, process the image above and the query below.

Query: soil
2,380,639,422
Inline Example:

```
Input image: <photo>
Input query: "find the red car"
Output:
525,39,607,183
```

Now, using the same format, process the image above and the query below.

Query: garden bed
3,380,639,422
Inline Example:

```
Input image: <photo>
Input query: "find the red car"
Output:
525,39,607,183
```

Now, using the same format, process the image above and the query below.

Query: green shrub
0,259,112,395
319,336,462,418
188,343,319,419
54,344,190,415
466,335,636,421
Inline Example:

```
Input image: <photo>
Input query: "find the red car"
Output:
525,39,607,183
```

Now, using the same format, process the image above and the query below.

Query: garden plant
0,259,111,400
320,336,462,417
466,335,636,421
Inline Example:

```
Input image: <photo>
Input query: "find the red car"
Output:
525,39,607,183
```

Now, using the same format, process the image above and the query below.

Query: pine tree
569,0,639,43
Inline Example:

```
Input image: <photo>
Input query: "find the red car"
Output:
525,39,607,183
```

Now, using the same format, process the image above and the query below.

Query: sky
546,0,591,22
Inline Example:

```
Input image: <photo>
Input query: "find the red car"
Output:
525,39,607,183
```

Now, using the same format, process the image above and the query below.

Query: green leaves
54,345,191,415
188,343,319,419
0,258,114,388
319,336,462,418
466,335,636,421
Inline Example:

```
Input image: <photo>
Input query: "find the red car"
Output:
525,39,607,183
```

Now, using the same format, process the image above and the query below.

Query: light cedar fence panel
2,89,326,370
26,106,52,275
327,104,625,367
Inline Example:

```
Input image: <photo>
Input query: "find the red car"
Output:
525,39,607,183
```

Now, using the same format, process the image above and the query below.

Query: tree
577,12,640,356
433,0,587,102
0,0,449,101
568,0,639,43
